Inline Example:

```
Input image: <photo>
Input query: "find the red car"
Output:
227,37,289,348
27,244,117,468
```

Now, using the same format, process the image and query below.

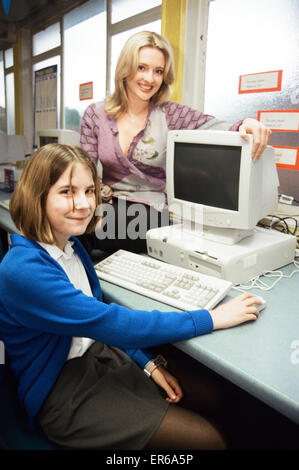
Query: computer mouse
253,296,267,312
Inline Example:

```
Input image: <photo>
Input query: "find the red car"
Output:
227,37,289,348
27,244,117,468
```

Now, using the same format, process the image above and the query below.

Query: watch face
144,356,167,377
155,356,167,367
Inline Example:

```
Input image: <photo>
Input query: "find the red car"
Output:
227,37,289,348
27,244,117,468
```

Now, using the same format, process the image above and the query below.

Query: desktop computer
146,130,296,285
146,224,295,285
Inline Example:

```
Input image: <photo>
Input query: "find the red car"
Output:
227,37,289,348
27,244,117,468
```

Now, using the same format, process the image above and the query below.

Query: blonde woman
80,31,271,254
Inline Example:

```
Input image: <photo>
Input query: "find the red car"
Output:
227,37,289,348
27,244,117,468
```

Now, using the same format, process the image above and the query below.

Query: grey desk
100,263,299,426
1,199,298,425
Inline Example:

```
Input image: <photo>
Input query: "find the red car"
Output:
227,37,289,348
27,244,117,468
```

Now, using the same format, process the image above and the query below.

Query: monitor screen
166,130,279,241
174,142,241,212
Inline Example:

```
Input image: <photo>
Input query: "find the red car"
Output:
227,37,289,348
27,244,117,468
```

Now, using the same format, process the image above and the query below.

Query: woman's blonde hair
105,31,175,118
10,144,101,244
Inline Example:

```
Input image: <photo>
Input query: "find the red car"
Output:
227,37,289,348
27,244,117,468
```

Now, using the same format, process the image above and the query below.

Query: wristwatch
144,355,167,377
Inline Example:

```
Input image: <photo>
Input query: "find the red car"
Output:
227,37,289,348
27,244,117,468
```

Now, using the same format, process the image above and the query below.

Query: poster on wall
34,65,57,132
79,81,93,101
257,109,299,132
238,70,283,94
258,109,299,171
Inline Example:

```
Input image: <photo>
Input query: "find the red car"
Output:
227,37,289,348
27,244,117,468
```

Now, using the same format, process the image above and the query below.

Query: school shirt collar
38,240,75,261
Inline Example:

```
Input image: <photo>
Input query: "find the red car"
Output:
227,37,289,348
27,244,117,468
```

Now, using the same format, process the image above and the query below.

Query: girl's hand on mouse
210,292,262,330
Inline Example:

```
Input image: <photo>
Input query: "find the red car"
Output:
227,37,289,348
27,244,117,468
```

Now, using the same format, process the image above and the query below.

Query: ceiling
0,0,87,50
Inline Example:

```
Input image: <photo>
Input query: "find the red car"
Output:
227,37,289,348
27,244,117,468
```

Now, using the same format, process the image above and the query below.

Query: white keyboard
95,250,232,311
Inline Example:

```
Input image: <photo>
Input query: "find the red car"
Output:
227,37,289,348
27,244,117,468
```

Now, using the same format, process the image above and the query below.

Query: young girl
0,144,262,450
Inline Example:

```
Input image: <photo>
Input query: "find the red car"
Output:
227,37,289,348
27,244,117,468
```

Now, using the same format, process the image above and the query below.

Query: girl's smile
45,162,96,250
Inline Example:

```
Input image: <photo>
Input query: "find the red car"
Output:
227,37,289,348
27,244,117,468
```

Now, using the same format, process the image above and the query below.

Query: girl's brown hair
104,31,175,118
10,144,101,244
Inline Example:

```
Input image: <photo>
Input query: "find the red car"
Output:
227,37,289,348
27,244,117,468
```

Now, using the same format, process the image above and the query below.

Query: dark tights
145,345,299,450
146,404,226,450
145,348,227,450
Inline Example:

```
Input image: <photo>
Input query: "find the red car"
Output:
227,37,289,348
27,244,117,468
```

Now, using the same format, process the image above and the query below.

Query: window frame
1,0,162,136
30,0,161,129
3,47,14,134
32,21,63,128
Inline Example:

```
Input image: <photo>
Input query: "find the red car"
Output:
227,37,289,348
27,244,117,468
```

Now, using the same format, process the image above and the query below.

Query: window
63,0,106,132
203,0,299,202
33,23,61,133
111,0,161,23
6,72,15,134
4,48,14,134
0,51,6,133
33,56,61,130
4,48,13,68
204,0,299,123
33,23,60,56
0,0,162,138
62,0,161,132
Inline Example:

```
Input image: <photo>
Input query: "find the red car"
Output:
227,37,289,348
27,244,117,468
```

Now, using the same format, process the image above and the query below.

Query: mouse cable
232,260,299,293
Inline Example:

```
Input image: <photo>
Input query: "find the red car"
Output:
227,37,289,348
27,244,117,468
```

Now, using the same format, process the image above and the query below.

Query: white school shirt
38,241,95,360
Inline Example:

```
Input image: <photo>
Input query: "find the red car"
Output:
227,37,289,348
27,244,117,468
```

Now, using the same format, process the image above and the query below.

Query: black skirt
37,342,169,450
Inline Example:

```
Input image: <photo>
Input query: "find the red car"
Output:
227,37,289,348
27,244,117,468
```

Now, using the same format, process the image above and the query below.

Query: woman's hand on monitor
239,117,272,160
210,292,262,330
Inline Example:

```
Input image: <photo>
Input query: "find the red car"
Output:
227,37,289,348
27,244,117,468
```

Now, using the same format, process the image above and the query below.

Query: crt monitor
166,130,279,244
36,129,80,147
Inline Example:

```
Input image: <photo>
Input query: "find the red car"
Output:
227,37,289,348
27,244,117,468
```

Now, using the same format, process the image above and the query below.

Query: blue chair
0,359,57,450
